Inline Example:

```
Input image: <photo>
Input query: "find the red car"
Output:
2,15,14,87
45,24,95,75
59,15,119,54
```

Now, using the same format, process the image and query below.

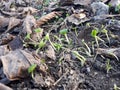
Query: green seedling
25,33,31,40
59,29,70,44
115,4,120,12
34,28,42,33
81,39,91,56
53,43,62,52
45,33,56,50
101,29,110,44
106,59,112,73
91,29,104,48
114,84,120,90
28,64,37,78
72,27,78,36
72,51,86,66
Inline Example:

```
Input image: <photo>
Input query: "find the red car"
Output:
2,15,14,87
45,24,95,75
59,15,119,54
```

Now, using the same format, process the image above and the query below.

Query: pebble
91,2,109,16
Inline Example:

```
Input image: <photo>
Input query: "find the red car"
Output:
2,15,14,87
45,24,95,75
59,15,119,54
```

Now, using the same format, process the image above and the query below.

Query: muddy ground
0,0,120,90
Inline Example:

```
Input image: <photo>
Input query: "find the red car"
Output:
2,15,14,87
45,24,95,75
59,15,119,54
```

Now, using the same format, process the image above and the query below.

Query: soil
0,0,120,90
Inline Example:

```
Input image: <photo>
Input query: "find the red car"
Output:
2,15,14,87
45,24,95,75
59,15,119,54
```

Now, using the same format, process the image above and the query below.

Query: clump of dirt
0,0,120,90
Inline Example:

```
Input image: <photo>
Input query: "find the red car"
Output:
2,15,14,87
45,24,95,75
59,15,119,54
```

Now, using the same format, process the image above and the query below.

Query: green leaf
28,64,37,73
25,33,31,39
34,28,42,33
72,51,86,66
59,29,68,35
38,39,46,48
91,29,98,37
44,33,49,40
53,43,62,51
102,29,108,33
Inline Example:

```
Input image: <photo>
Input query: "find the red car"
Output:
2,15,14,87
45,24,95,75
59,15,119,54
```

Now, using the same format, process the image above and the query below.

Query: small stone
91,2,109,16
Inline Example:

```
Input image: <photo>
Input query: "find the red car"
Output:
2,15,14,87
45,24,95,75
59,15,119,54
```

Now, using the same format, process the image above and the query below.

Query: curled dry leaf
6,17,21,33
19,7,39,15
1,7,38,17
67,13,88,25
0,49,42,80
46,45,56,60
0,16,9,31
36,11,61,26
22,14,36,34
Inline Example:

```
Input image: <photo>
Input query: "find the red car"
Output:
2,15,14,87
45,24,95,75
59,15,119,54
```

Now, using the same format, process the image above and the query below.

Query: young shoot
101,29,110,44
91,29,105,48
106,59,112,73
28,64,37,78
53,43,62,52
45,33,56,50
72,51,86,66
114,84,120,90
59,29,70,44
81,39,91,56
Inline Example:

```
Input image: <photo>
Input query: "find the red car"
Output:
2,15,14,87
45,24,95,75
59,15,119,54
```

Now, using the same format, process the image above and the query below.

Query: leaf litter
0,0,120,89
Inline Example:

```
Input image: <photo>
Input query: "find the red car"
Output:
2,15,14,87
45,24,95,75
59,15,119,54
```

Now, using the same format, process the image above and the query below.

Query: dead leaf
36,11,61,26
0,16,9,31
0,33,15,45
0,49,41,80
67,14,89,25
0,45,9,56
59,0,73,5
22,14,36,34
46,45,56,60
0,83,12,90
74,0,94,6
21,7,39,14
6,17,21,33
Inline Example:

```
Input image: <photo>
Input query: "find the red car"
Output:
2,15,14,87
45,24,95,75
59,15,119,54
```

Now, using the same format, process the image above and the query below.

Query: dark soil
0,0,120,90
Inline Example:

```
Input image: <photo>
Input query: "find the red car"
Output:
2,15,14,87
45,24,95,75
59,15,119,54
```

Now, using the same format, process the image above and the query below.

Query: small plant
28,64,37,78
114,84,120,90
81,39,91,56
115,4,120,12
106,59,112,73
72,51,86,66
59,29,70,44
53,43,62,52
101,29,110,44
91,29,104,48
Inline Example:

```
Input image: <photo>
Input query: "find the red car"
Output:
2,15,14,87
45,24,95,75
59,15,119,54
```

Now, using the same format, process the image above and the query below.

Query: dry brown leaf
21,7,39,14
67,13,89,25
0,33,15,45
0,83,12,90
46,45,56,60
59,0,94,6
0,45,9,56
0,49,41,80
22,14,36,34
6,17,21,33
0,16,9,31
74,0,94,6
36,11,61,26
